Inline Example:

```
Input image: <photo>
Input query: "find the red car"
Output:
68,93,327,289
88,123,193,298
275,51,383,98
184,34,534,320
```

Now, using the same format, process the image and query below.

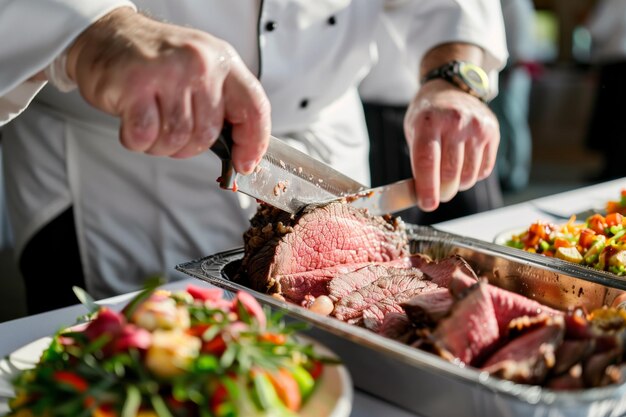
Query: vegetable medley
506,208,626,275
8,284,335,417
606,189,626,216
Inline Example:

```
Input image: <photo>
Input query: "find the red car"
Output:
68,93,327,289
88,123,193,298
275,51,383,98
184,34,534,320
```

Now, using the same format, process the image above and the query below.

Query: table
435,177,626,241
2,177,626,416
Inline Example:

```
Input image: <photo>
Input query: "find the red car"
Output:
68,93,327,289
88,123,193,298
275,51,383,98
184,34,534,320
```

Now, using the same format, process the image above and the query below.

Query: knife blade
339,177,418,215
210,125,366,214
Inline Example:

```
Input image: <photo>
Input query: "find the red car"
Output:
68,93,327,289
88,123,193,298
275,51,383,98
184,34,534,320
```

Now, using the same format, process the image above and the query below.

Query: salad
7,282,336,417
606,188,626,216
505,212,626,275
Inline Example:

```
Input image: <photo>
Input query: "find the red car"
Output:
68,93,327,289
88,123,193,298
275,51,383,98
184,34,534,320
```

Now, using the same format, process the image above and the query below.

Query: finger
439,136,464,203
171,83,225,159
477,132,499,181
458,135,483,191
223,58,271,175
408,112,442,211
119,95,160,152
146,86,194,156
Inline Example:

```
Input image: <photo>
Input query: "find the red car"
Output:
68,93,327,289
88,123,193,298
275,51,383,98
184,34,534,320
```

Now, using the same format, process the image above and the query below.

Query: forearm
0,0,136,126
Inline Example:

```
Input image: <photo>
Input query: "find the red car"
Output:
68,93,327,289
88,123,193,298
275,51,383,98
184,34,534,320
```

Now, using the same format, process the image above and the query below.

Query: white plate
493,226,529,246
0,335,352,417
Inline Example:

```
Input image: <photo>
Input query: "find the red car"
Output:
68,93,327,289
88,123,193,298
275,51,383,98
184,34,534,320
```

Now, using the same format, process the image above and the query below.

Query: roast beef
362,300,405,332
431,280,500,365
547,366,585,391
240,203,408,298
409,254,477,288
552,339,596,376
401,288,453,326
378,312,414,343
327,261,412,303
239,204,626,390
481,316,565,384
277,262,383,303
333,271,438,324
489,285,562,335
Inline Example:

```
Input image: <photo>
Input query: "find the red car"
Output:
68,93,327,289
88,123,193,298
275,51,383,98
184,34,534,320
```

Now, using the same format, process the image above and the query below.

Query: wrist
420,60,490,102
66,6,137,83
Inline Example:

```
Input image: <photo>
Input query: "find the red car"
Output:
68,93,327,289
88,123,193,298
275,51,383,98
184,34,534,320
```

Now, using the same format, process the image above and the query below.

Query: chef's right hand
66,7,270,175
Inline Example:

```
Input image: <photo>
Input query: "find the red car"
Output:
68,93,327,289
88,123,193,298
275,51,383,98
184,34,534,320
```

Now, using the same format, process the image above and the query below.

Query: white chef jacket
0,0,507,300
586,0,626,63
359,0,507,106
500,0,535,63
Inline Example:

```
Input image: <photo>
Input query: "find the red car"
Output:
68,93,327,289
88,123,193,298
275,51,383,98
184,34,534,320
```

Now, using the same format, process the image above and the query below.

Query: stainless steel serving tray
176,225,626,417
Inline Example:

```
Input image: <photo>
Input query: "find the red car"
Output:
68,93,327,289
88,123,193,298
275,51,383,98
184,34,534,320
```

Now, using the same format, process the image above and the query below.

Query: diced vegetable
555,247,583,264
503,199,626,276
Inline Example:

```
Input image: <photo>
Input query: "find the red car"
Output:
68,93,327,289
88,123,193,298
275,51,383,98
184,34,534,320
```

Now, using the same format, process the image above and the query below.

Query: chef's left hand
404,78,499,212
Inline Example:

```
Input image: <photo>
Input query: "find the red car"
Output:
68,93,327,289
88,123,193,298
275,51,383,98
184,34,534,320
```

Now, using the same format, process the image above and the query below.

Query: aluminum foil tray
176,225,626,417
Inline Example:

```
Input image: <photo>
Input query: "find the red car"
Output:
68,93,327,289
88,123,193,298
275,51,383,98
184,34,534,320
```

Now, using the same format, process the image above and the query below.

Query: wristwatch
421,60,490,101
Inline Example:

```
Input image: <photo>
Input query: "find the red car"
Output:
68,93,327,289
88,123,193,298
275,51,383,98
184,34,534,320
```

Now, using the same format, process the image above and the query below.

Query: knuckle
441,156,459,174
415,151,436,170
196,122,221,146
417,108,437,125
249,89,271,120
446,108,463,126
213,41,238,73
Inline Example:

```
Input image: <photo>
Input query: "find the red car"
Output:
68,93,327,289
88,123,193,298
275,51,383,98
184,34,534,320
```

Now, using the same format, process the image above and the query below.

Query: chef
0,1,507,313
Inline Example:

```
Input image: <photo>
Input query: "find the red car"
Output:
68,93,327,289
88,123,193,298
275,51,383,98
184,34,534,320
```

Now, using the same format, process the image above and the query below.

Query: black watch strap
421,60,490,101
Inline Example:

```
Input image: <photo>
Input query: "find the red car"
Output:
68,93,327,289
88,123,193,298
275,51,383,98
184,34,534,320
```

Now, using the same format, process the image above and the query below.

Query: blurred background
503,0,603,204
0,0,618,321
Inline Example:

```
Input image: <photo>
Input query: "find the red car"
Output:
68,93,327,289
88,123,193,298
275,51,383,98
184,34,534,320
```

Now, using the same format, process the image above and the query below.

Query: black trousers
363,101,503,225
586,61,626,181
19,207,85,314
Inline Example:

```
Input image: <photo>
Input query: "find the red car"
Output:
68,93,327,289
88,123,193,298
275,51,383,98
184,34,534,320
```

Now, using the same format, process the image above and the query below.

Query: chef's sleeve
390,0,509,100
0,0,136,126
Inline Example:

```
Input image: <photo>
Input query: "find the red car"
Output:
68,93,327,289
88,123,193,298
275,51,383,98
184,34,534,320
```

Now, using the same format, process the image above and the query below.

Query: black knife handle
210,124,237,190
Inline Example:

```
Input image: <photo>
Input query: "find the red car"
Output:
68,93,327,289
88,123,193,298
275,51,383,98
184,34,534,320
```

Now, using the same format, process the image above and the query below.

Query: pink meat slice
327,262,418,302
488,285,562,334
410,254,477,288
431,280,500,366
333,273,438,323
243,203,408,296
362,301,405,332
267,203,407,274
401,287,453,325
378,312,414,342
277,262,378,303
481,317,565,384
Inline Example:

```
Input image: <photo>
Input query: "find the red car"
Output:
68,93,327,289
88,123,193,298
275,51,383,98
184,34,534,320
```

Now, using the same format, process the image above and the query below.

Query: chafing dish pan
176,225,626,417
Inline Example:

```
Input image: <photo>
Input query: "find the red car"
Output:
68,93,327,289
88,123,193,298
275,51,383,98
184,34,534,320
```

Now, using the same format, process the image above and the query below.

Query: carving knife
337,177,418,215
210,125,366,214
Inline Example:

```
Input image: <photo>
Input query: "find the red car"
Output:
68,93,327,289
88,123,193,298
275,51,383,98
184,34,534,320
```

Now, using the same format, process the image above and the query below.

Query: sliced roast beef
546,364,584,390
362,300,405,332
583,347,623,387
378,312,414,343
333,272,438,323
430,280,500,366
326,261,413,302
489,285,562,335
401,287,453,326
277,262,381,303
552,339,596,376
241,203,408,297
410,254,477,288
481,316,565,384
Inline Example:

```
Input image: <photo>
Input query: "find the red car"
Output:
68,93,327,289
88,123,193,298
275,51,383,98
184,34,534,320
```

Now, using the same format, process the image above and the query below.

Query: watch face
459,63,489,98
